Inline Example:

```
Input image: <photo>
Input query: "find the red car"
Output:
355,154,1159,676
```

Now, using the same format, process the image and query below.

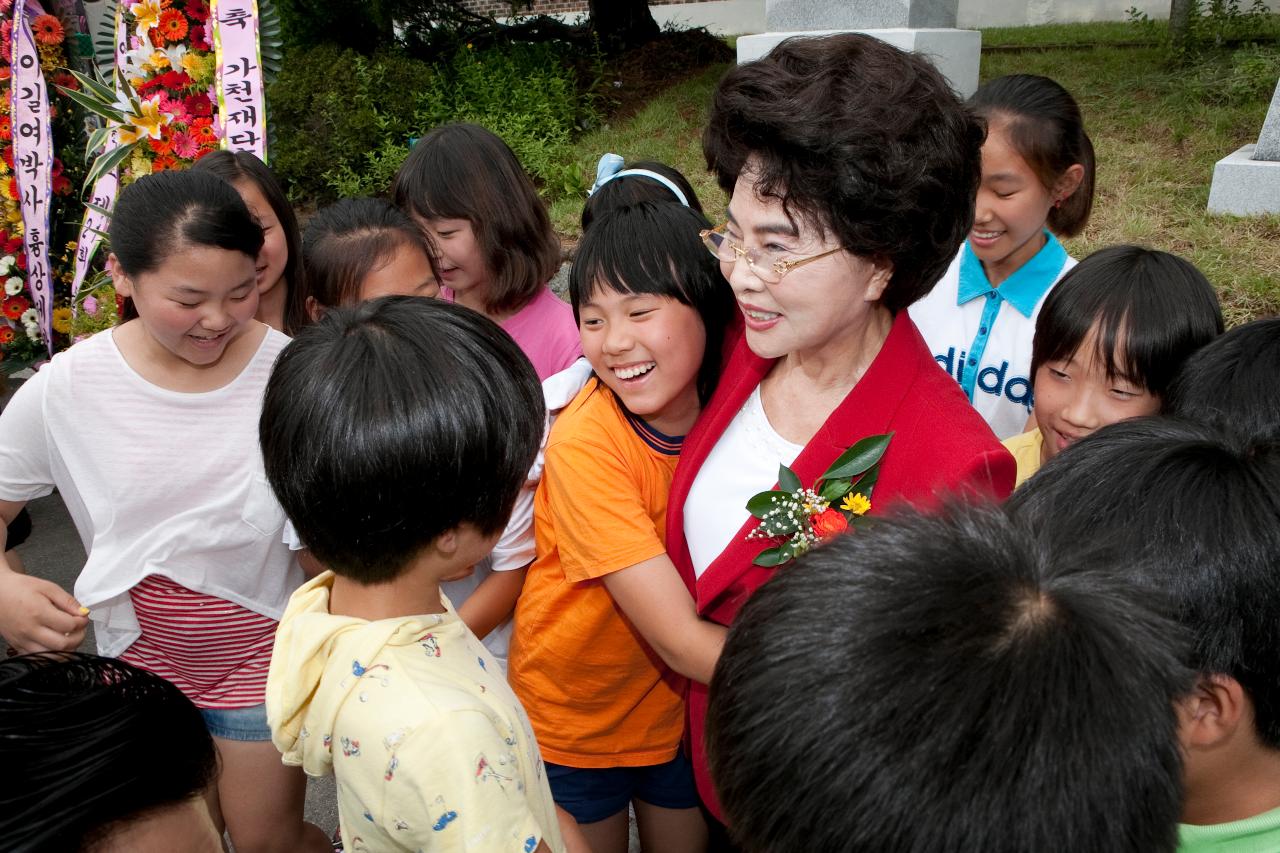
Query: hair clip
588,152,689,207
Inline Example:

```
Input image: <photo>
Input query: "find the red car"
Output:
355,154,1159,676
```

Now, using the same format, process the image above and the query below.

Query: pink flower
156,93,190,124
0,0,13,14
83,295,98,315
169,129,198,159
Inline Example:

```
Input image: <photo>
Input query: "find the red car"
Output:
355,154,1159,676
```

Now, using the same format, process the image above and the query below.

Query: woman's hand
0,565,89,653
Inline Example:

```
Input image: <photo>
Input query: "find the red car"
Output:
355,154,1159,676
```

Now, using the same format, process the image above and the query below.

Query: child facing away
392,123,582,381
193,149,305,334
0,653,222,852
1002,245,1222,487
0,170,328,851
1168,316,1280,444
1008,418,1280,852
293,195,553,672
261,296,564,853
581,153,704,230
910,74,1095,439
507,202,735,853
705,503,1193,852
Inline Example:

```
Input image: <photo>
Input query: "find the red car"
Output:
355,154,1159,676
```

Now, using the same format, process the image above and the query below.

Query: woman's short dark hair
391,123,561,316
299,197,440,327
581,159,704,231
971,74,1096,237
260,296,545,584
702,33,985,313
1167,316,1280,444
192,150,305,333
1030,246,1223,400
570,202,735,406
111,169,264,277
0,653,218,851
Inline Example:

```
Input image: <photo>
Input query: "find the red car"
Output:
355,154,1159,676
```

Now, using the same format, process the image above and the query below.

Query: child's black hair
391,123,560,316
706,504,1192,853
1167,316,1280,444
971,74,1096,237
260,296,544,584
569,201,735,406
581,159,703,231
1009,417,1280,749
111,169,264,278
299,197,440,327
1030,245,1223,400
192,150,305,333
0,652,218,851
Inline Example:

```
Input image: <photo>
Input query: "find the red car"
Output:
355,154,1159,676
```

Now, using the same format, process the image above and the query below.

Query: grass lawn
552,22,1280,324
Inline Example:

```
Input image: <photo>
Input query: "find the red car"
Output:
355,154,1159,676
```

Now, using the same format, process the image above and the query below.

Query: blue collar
956,231,1067,318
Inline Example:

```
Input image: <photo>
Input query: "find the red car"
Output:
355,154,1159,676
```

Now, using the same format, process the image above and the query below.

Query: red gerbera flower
192,123,218,144
151,153,177,172
2,294,29,320
52,174,71,195
148,135,173,155
184,95,212,117
0,326,15,344
1,147,12,168
185,0,209,22
32,14,64,46
159,8,188,43
189,24,208,50
6,178,16,199
14,253,25,271
159,70,192,90
0,67,11,82
0,117,11,142
148,27,164,48
3,238,20,254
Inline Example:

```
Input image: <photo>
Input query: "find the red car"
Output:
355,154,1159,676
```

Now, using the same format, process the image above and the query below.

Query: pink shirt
442,286,582,381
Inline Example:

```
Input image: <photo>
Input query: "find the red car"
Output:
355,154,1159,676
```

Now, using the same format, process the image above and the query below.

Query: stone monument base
1207,145,1280,216
736,28,982,98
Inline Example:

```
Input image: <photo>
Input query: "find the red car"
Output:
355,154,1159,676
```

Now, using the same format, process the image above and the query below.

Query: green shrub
268,42,597,204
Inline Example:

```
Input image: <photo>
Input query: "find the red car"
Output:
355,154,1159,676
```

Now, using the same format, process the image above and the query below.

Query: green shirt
1180,807,1280,852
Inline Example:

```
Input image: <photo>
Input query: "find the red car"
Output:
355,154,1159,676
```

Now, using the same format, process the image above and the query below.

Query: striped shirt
119,574,277,709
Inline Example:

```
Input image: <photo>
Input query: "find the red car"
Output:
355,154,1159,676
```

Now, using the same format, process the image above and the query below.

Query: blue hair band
588,152,689,207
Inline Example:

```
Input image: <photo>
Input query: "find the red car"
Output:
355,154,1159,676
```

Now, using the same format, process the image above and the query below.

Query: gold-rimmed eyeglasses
699,223,842,285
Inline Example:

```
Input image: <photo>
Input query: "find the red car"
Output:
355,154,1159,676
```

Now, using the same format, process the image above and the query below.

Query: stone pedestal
737,0,982,98
1208,80,1280,216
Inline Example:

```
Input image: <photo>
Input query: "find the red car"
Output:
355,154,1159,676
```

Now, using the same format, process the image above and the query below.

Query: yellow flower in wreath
840,492,872,516
129,0,162,38
52,306,72,334
118,96,172,143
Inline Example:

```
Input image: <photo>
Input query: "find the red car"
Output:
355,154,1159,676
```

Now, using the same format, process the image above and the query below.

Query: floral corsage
745,433,892,567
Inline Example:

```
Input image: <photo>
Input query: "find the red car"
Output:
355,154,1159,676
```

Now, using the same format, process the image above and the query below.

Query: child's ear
1177,673,1248,751
864,258,894,303
107,253,133,298
1053,164,1086,205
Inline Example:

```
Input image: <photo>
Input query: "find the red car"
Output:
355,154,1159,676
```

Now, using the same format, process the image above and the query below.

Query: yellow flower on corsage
840,493,871,516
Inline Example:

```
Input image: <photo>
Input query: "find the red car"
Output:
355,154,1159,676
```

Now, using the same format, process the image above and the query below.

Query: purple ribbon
211,0,266,162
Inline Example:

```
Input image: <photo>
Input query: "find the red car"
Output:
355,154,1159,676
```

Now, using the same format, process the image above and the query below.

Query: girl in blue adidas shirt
911,74,1095,439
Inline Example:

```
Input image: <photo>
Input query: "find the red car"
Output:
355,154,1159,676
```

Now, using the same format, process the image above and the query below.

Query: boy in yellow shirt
260,297,563,853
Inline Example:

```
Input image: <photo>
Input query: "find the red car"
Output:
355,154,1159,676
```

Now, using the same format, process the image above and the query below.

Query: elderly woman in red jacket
666,33,1016,824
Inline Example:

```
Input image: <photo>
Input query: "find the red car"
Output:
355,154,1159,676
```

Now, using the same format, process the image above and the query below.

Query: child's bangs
1039,296,1145,388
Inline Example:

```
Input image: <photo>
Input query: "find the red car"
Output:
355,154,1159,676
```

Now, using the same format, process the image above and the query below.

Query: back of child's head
569,201,734,404
110,169,264,278
1009,417,1280,751
260,296,545,584
192,150,305,331
581,153,703,230
299,197,439,324
971,74,1096,236
1168,316,1280,443
391,123,560,315
707,503,1191,853
0,652,219,851
1031,245,1223,402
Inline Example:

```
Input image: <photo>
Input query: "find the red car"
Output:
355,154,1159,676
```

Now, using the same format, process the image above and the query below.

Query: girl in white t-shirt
911,74,1096,439
0,170,330,852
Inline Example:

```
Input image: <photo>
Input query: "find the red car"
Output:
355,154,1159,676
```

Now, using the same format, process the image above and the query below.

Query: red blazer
666,310,1015,816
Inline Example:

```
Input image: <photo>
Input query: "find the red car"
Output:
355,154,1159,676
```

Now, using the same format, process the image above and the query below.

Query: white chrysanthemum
3,276,22,296
20,307,39,325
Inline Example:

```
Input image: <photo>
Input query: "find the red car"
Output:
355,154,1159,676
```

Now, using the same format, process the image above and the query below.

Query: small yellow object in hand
78,606,90,616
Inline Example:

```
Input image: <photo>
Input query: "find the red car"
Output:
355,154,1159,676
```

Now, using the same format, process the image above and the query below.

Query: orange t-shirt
508,380,686,768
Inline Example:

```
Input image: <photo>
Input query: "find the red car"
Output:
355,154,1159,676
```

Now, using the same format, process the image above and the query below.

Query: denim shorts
200,703,272,742
546,751,700,824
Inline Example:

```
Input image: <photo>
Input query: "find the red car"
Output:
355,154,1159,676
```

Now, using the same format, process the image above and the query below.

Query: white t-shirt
685,385,803,578
0,328,303,657
910,235,1076,439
